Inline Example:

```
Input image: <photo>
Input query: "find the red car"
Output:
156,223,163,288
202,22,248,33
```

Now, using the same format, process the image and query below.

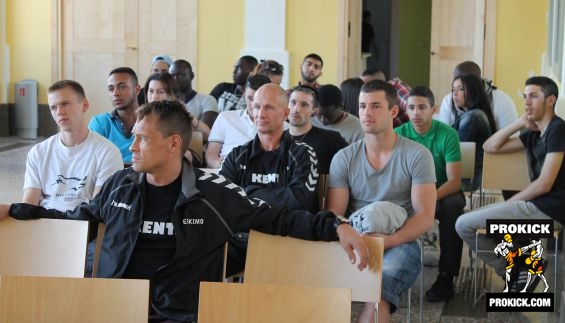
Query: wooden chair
189,131,204,163
0,275,149,323
92,222,106,277
460,142,476,210
472,150,561,303
0,218,89,277
316,173,329,210
244,230,383,319
198,281,351,323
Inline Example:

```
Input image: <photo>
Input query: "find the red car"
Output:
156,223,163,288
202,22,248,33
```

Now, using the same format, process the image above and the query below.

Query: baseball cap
151,54,174,67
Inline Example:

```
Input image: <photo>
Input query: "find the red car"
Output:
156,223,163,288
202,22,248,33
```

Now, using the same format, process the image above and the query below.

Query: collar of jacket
125,159,201,199
249,131,293,159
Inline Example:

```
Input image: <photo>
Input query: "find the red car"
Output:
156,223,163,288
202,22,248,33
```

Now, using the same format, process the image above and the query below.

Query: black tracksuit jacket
9,160,339,322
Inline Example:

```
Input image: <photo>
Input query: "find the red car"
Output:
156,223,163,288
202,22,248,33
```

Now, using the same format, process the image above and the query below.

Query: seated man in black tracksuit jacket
0,100,368,323
220,83,319,213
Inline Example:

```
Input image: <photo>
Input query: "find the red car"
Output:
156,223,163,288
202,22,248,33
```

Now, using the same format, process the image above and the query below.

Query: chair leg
554,235,558,293
473,230,479,305
406,287,411,323
472,230,488,306
374,303,378,323
419,239,424,323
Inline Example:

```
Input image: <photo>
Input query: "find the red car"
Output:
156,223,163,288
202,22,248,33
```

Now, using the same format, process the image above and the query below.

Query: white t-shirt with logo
23,131,123,211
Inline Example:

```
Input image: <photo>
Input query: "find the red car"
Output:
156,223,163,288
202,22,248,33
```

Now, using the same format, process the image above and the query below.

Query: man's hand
336,224,369,271
0,204,11,220
520,113,539,131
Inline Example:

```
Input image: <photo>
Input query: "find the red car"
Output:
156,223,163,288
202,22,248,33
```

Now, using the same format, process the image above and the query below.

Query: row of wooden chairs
0,218,149,322
0,141,479,322
0,219,383,323
199,230,384,323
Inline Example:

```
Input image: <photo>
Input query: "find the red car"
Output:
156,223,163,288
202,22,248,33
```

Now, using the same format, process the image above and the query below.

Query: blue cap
151,54,174,67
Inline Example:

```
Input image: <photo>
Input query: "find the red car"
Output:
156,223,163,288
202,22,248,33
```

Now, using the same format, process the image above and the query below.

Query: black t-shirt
287,126,348,174
122,175,181,279
520,116,565,222
210,82,245,112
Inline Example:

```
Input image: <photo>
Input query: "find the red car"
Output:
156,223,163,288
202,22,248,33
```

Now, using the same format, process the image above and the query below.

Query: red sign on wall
19,88,25,96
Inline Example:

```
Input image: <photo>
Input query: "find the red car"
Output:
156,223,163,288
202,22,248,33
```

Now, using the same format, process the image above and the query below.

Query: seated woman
143,73,208,166
340,77,364,117
449,74,497,189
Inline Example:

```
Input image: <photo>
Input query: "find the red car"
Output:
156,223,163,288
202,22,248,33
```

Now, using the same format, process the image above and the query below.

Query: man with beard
210,55,258,112
286,85,348,174
169,59,218,128
89,67,141,165
298,53,324,88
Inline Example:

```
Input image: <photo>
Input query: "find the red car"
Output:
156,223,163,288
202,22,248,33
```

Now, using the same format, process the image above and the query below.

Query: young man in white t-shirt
23,80,122,211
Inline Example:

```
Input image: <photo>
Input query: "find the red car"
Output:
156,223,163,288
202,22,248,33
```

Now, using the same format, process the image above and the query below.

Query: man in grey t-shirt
327,80,436,323
312,84,364,144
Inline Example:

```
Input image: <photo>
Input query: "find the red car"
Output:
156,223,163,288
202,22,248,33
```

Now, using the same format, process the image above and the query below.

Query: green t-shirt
395,119,461,187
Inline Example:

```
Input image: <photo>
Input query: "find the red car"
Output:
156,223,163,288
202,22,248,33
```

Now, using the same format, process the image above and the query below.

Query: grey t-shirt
329,135,436,216
311,113,364,144
186,93,218,119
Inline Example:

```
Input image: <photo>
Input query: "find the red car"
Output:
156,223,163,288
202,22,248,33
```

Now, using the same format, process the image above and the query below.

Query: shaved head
255,83,289,108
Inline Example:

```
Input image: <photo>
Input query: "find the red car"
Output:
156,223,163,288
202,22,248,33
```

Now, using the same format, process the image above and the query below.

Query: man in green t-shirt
395,86,466,302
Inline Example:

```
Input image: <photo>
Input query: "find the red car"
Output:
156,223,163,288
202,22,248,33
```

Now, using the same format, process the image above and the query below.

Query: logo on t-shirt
111,199,132,210
251,173,279,184
139,221,175,235
51,175,87,192
183,218,204,225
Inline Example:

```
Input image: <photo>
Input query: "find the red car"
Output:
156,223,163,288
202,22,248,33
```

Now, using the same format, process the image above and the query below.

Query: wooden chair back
244,230,383,303
92,222,106,277
460,142,476,183
316,173,329,210
189,131,204,162
0,275,149,323
0,218,89,277
482,150,530,191
198,281,351,323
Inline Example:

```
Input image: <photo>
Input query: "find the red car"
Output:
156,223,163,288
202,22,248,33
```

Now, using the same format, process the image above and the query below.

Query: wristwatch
334,214,351,229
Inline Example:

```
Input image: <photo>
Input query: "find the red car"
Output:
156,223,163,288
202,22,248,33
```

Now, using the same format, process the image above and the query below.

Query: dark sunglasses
260,60,284,74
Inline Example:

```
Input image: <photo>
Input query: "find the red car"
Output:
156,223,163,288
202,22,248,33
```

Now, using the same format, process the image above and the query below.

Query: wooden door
56,0,196,119
338,0,363,83
429,0,485,99
136,0,197,90
59,0,136,119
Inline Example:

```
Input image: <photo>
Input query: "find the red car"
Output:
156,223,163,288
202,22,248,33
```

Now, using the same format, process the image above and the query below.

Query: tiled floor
0,136,560,323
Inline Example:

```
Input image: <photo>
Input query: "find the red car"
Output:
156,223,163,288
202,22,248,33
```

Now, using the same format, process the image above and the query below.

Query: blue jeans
381,240,421,312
